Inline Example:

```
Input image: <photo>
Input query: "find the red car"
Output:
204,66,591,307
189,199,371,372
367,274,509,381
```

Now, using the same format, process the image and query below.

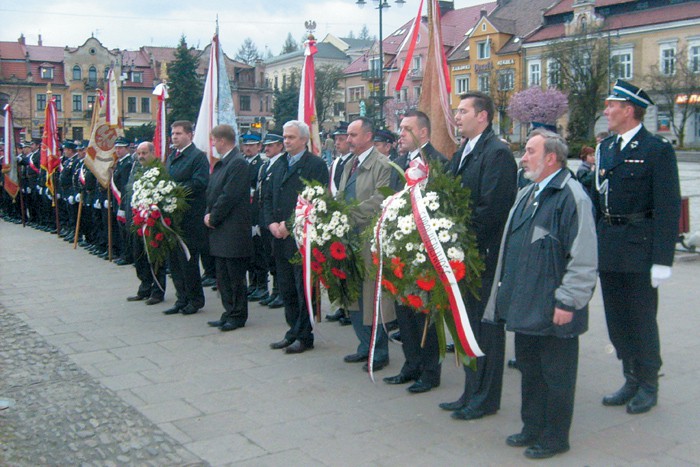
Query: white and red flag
2,104,19,199
152,83,168,162
298,36,321,155
40,94,61,196
85,70,122,188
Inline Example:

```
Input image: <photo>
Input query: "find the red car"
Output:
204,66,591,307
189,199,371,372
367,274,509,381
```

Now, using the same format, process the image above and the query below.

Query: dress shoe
127,295,147,302
451,406,496,421
248,288,268,302
407,380,438,393
270,338,294,350
445,343,455,353
344,353,368,363
602,379,639,406
113,258,128,266
285,340,313,354
390,331,401,342
145,296,163,305
439,395,469,411
507,358,519,370
208,320,225,327
506,433,538,448
523,444,569,459
338,315,352,326
260,293,276,306
201,277,216,287
220,321,242,332
267,295,284,308
383,373,417,385
626,383,658,414
180,304,199,315
326,308,344,322
162,306,182,315
363,359,389,372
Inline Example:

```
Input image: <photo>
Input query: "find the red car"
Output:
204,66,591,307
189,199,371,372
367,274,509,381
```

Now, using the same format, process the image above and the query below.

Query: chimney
438,1,454,14
18,34,26,45
38,34,42,46
480,8,488,18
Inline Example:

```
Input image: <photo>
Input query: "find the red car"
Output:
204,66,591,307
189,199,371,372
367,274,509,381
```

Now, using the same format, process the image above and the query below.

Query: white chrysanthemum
451,233,458,242
438,218,453,229
393,231,404,241
418,243,425,252
385,209,398,221
447,247,465,262
314,200,327,213
394,197,407,209
429,218,440,230
340,214,348,224
315,185,325,196
405,242,414,251
438,230,451,243
427,201,440,211
385,244,396,256
321,231,332,242
413,252,426,265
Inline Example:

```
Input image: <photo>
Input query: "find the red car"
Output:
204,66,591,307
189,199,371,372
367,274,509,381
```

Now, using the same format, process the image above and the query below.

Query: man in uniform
112,137,134,265
162,121,209,316
373,129,398,160
441,91,517,421
58,141,79,241
241,132,269,302
595,79,681,414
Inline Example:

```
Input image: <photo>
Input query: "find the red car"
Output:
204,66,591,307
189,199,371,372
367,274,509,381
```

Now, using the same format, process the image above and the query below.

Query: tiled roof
26,45,64,62
0,41,27,60
265,42,350,65
545,0,635,16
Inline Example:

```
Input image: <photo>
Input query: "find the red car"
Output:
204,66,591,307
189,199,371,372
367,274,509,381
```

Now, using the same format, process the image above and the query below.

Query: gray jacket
483,169,598,338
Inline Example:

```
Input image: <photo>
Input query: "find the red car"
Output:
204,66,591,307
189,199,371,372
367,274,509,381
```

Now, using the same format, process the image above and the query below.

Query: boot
626,380,658,414
603,360,638,406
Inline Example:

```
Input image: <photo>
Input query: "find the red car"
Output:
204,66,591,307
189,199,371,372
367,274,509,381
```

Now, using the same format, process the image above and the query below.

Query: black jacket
206,147,253,258
166,143,210,250
390,142,447,191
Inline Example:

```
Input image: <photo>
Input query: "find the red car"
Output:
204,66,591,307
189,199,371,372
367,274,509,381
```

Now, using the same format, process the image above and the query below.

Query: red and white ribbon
295,195,316,328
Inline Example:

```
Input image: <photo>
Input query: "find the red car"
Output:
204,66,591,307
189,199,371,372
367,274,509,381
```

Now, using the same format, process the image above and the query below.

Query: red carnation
311,261,323,274
151,210,161,219
312,248,326,263
420,309,430,315
330,241,347,261
144,228,151,237
450,260,466,281
391,257,405,279
146,217,156,227
331,268,347,280
136,229,144,237
372,253,379,266
382,279,398,295
163,217,172,227
149,240,159,248
155,232,165,241
407,294,424,309
416,276,436,292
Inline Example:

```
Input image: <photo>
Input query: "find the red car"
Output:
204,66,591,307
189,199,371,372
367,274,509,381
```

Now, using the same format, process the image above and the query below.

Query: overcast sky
1,0,486,57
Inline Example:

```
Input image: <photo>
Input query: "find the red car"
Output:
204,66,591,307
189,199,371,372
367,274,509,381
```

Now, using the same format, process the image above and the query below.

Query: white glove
26,187,31,194
252,225,261,237
68,195,75,205
651,264,672,288
36,184,41,191
76,193,81,202
93,200,101,209
56,193,61,200
103,199,109,209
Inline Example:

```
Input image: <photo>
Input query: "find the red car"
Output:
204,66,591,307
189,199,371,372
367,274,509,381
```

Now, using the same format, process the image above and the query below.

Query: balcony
408,69,423,81
361,69,383,81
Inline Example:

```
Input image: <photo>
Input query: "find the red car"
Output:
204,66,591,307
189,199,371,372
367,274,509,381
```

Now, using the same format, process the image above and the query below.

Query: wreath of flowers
371,161,484,363
292,181,363,308
130,160,190,272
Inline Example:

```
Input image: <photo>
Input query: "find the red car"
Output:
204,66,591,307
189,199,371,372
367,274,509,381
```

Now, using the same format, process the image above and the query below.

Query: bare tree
235,38,262,65
646,47,700,148
315,64,345,128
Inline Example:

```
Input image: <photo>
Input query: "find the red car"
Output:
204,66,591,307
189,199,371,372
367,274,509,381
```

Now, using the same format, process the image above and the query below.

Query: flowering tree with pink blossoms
507,87,568,126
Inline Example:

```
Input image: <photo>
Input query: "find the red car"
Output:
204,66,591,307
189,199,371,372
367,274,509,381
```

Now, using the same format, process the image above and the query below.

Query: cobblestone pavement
0,308,205,466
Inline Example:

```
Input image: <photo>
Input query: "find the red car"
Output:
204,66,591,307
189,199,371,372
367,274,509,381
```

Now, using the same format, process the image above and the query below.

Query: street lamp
356,0,405,128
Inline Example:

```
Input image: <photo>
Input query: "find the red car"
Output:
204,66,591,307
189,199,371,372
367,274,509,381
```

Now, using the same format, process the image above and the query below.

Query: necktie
526,184,539,209
174,149,181,158
457,142,472,173
348,156,360,178
615,136,622,156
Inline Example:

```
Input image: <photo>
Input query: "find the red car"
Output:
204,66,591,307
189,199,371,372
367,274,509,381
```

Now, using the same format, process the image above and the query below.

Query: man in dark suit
440,92,518,420
162,120,209,316
264,120,329,354
204,124,253,332
111,137,134,265
595,79,681,414
383,110,447,393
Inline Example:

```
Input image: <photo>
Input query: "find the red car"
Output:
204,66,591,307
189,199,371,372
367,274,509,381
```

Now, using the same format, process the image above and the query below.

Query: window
611,49,633,79
131,71,143,83
414,86,421,99
239,95,251,111
40,66,54,80
141,97,150,114
333,102,345,117
477,40,490,60
127,97,137,113
87,95,96,110
37,94,47,111
547,59,561,87
54,95,62,112
88,66,97,85
478,73,491,94
689,43,700,73
104,67,110,79
72,94,83,112
401,87,408,102
455,75,470,94
498,70,514,91
72,65,82,81
259,98,263,112
348,86,364,102
528,60,541,86
412,56,421,71
660,44,676,76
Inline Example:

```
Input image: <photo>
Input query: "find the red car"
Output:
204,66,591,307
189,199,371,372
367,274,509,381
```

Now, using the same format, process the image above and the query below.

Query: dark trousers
274,240,313,346
395,304,440,385
349,281,388,362
132,233,166,299
249,234,269,289
600,271,661,383
516,333,578,451
200,250,216,279
261,228,277,291
215,256,249,325
168,244,204,310
461,321,506,413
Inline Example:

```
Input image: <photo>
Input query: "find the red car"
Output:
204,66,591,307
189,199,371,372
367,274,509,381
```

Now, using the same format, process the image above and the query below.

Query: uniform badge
599,169,606,177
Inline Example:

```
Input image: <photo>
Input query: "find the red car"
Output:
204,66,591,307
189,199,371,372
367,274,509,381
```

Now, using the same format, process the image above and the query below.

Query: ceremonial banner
152,83,168,162
418,0,457,157
193,31,237,170
40,95,61,196
2,104,19,199
298,36,321,155
394,0,425,92
85,71,122,188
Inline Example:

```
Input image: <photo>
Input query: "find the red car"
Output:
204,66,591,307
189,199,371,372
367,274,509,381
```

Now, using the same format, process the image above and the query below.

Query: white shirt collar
408,142,429,161
536,168,562,195
463,133,482,157
618,123,642,150
356,147,373,166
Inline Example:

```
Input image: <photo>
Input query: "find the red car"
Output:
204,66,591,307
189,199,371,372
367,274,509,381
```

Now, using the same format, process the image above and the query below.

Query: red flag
40,95,60,195
153,83,168,162
298,36,321,155
3,104,20,199
395,0,425,92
